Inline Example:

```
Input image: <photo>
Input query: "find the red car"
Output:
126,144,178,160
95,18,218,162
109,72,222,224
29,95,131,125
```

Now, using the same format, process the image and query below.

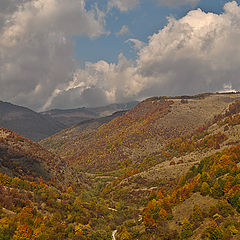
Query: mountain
40,111,127,152
98,94,240,239
0,127,75,185
41,101,139,127
0,101,65,141
2,93,240,240
0,100,138,142
0,127,114,239
38,92,240,239
41,93,240,172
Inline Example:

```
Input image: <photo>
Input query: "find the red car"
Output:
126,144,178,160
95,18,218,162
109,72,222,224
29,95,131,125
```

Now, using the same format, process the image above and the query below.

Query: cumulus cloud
2,1,240,111
64,1,240,107
134,1,240,96
116,25,130,36
157,0,200,7
108,0,140,12
0,0,106,110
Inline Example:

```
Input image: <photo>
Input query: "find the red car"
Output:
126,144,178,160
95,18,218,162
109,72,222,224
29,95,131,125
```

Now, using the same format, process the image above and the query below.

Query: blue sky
74,0,235,64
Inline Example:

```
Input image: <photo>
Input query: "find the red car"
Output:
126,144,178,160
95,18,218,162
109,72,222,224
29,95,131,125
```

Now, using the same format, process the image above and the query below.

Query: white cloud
55,1,240,108
0,0,106,110
108,0,140,12
157,0,200,7
125,38,146,50
219,82,237,93
116,25,130,36
2,1,240,111
134,1,240,96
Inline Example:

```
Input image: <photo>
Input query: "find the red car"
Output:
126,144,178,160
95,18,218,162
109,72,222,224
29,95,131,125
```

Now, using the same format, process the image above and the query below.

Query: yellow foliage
12,224,33,240
0,217,9,229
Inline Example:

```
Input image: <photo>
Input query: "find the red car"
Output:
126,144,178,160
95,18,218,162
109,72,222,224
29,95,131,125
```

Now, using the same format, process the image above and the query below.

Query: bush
202,220,223,240
201,182,210,196
88,230,111,240
191,205,203,224
180,218,193,239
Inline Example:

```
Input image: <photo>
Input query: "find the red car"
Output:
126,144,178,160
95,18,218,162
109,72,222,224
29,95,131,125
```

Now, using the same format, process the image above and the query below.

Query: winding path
112,230,117,240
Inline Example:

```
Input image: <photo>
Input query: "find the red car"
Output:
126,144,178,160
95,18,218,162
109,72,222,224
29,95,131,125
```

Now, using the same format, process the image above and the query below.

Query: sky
0,0,240,111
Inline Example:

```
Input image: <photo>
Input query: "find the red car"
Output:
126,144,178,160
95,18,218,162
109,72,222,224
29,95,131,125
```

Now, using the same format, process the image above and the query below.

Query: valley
2,0,240,239
0,101,137,142
1,93,240,239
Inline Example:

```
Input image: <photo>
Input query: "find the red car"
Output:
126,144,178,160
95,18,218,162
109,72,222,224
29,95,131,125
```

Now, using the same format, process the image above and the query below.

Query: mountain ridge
41,93,240,173
0,101,65,141
0,100,138,141
41,101,139,127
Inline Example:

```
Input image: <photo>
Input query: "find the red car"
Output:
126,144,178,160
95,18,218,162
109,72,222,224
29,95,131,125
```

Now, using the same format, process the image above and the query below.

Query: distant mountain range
0,100,138,141
41,101,139,127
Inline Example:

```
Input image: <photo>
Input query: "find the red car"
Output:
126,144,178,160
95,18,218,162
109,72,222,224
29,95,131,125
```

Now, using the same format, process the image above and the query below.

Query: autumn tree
12,224,33,240
180,218,193,239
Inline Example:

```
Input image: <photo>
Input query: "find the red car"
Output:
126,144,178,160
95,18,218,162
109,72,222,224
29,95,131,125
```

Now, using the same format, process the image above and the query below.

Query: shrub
180,218,193,239
192,205,203,224
201,182,210,196
202,220,223,240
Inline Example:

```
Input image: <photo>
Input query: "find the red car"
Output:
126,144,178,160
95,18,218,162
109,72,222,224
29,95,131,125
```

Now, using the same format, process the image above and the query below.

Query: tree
12,224,33,240
203,220,223,240
120,226,132,240
144,215,156,233
201,182,210,196
192,205,203,224
180,218,193,239
88,230,110,240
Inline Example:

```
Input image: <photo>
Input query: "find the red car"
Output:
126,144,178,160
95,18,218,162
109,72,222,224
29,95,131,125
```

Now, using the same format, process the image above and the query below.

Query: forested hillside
41,93,240,173
0,127,77,185
0,128,119,239
1,93,240,239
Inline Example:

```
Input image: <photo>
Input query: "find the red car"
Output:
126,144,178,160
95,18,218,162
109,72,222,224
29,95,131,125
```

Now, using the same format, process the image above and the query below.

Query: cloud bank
57,1,240,109
1,1,240,110
0,0,106,110
107,0,199,11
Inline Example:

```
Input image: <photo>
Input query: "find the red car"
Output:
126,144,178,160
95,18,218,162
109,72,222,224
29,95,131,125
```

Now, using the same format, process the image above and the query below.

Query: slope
0,101,65,141
99,95,240,239
40,111,127,152
0,127,73,185
0,128,123,240
42,93,240,173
